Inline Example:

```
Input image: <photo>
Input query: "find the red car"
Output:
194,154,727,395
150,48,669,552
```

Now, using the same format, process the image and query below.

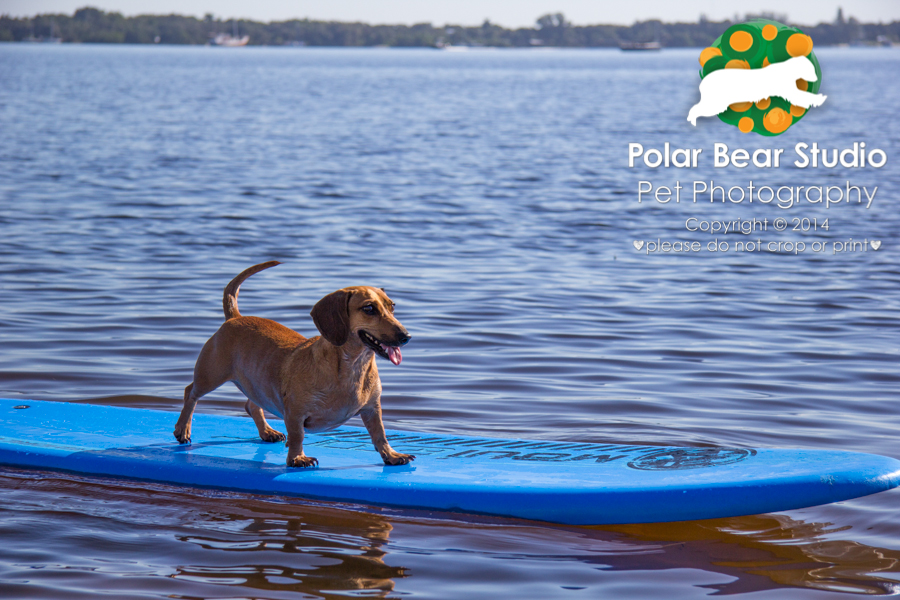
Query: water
1,43,899,598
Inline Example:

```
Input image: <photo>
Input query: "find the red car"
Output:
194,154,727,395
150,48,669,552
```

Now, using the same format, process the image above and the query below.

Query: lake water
1,43,899,598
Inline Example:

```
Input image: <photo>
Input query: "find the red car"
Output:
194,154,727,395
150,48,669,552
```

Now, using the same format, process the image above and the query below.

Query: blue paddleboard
1,399,898,525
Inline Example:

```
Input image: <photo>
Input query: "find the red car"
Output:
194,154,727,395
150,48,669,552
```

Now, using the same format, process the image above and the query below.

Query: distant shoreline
2,7,897,48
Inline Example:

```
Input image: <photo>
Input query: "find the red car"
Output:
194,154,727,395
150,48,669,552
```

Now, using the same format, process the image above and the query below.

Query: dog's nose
397,332,411,346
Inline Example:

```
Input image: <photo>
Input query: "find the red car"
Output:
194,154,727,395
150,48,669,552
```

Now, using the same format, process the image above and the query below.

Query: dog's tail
223,261,281,320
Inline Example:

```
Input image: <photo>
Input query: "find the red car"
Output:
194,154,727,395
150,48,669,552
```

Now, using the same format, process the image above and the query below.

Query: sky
2,0,899,27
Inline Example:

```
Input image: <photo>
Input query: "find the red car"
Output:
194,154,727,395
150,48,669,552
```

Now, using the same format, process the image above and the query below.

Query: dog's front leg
284,409,317,468
784,89,827,108
360,400,415,466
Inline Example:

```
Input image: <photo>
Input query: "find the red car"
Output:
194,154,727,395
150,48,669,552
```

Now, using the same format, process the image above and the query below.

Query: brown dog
173,261,414,468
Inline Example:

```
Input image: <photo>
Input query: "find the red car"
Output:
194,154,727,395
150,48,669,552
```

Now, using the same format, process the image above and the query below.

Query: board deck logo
628,447,757,470
688,20,825,135
310,428,756,468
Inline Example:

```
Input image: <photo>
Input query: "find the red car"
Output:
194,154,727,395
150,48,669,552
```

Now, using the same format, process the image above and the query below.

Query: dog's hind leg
687,103,701,125
174,383,201,444
175,330,233,443
173,369,226,444
244,400,286,442
687,98,722,126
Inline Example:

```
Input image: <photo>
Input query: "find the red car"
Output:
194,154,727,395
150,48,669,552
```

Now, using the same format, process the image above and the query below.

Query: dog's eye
361,304,376,315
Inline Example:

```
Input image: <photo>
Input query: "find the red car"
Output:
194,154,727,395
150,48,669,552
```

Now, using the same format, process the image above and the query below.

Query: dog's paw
260,428,286,443
287,454,318,468
383,452,416,466
173,427,191,444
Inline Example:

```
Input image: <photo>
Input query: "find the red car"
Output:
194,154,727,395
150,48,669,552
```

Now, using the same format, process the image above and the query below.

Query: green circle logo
695,20,823,136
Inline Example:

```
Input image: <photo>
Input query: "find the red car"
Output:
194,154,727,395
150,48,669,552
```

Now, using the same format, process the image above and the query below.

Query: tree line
1,7,897,47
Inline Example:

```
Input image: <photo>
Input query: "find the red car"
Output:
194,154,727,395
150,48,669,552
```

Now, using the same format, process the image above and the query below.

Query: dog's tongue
386,346,402,365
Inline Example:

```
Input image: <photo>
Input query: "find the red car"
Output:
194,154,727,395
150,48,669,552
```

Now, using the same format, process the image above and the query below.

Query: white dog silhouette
687,56,826,125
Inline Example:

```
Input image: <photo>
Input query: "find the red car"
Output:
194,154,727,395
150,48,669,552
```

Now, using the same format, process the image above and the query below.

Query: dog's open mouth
359,331,402,365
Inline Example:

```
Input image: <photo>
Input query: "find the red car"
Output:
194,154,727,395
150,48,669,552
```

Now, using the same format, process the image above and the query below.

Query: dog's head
310,287,411,365
789,56,818,83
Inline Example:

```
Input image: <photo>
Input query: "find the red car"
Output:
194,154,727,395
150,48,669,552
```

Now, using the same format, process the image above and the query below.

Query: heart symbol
871,240,881,250
633,240,644,250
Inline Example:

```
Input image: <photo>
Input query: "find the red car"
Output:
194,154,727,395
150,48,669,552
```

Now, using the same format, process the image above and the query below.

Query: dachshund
174,262,414,468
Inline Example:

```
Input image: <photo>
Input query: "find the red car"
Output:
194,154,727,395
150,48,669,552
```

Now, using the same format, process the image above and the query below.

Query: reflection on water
0,468,404,599
1,467,899,598
603,517,900,595
174,502,403,596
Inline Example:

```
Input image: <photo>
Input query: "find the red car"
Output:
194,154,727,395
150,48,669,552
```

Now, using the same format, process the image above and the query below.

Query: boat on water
25,35,62,43
210,20,249,46
620,41,662,51
25,19,62,43
211,33,249,46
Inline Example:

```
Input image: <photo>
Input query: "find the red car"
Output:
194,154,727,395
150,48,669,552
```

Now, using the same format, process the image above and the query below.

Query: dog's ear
311,290,351,346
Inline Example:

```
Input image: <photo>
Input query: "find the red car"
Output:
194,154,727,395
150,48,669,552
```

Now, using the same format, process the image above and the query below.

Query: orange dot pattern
729,30,753,52
763,107,792,133
698,46,722,66
786,33,813,57
725,59,750,69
